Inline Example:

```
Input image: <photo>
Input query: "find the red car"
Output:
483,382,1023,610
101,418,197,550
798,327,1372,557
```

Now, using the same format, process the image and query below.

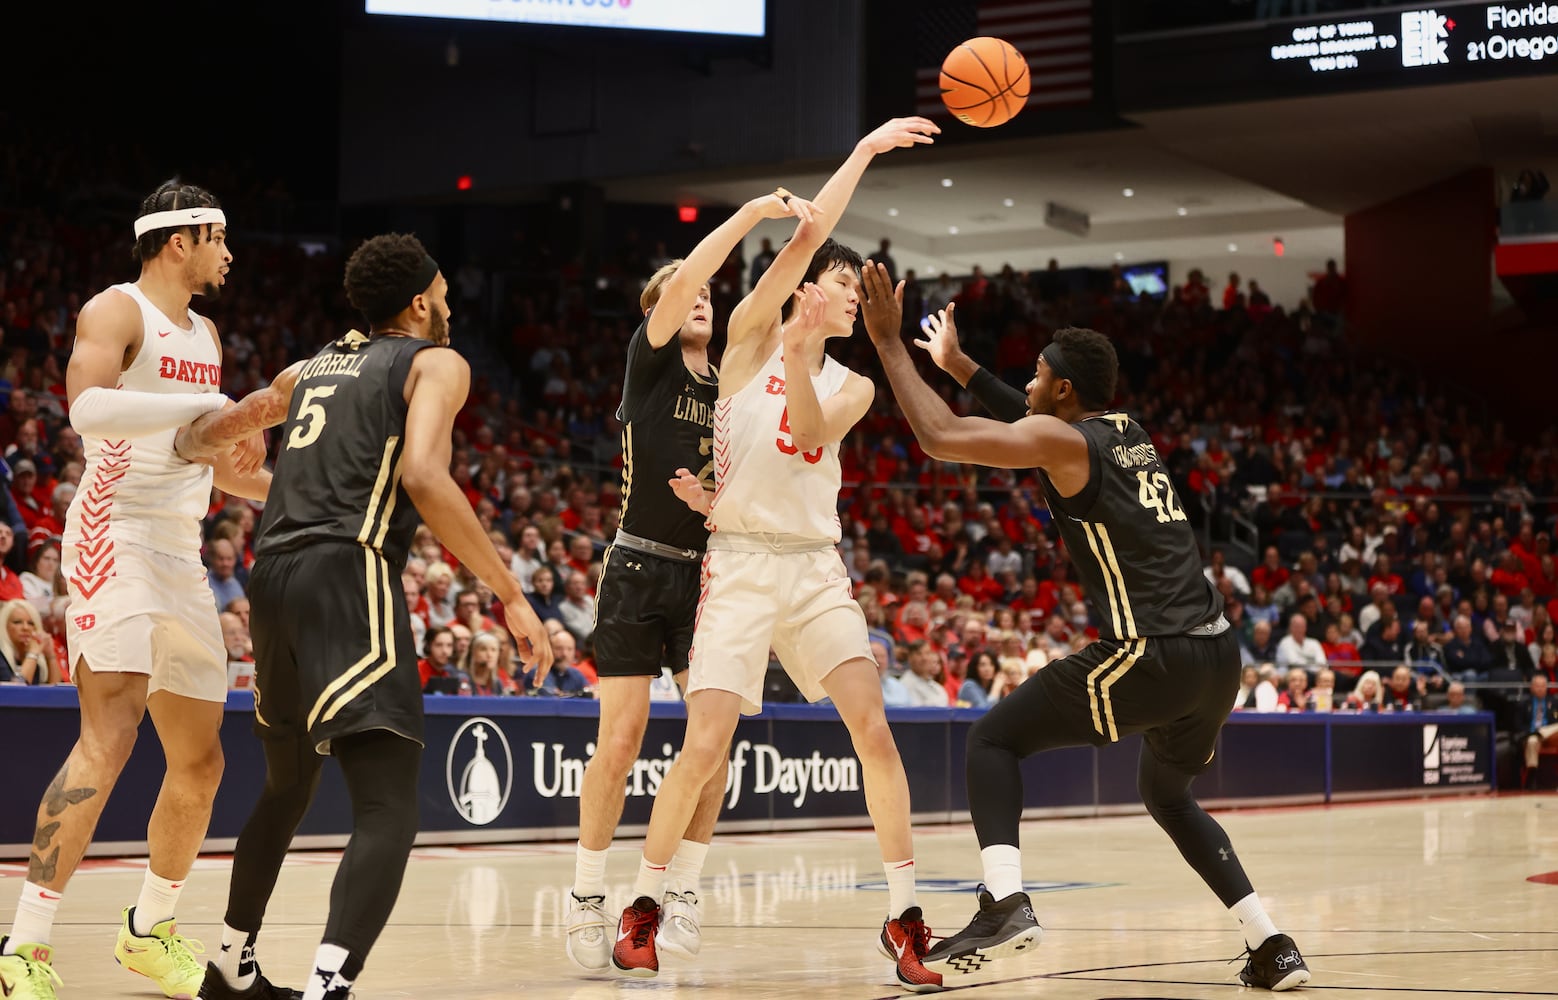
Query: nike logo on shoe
893,939,909,960
617,927,632,942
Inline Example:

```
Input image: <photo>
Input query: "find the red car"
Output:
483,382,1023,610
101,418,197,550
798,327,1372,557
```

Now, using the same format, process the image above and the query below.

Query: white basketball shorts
687,542,873,714
63,541,227,703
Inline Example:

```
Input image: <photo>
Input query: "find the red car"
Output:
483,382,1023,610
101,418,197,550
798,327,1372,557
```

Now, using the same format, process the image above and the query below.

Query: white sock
6,882,62,951
980,844,1024,901
884,858,918,916
132,869,185,936
573,844,610,898
216,924,258,990
1230,891,1281,950
668,839,710,895
301,943,352,1000
631,855,670,904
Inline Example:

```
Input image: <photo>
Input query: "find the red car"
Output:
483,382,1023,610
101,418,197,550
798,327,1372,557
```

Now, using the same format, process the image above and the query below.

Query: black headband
368,253,440,322
1041,342,1081,389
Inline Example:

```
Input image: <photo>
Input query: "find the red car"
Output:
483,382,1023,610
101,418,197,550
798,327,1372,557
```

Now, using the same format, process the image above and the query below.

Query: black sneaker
197,960,303,999
922,887,1043,975
1239,933,1311,991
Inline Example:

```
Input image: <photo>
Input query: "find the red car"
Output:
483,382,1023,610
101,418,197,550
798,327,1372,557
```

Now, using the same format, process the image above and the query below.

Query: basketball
940,36,1030,128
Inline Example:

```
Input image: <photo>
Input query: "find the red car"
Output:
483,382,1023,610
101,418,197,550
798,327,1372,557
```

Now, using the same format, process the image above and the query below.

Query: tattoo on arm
184,388,289,456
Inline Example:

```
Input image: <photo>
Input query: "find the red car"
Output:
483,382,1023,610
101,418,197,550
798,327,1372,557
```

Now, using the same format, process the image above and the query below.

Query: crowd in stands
2,160,1555,776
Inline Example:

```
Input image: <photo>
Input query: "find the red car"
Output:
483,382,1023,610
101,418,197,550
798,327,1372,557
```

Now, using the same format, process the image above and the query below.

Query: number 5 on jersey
775,406,822,464
287,385,337,450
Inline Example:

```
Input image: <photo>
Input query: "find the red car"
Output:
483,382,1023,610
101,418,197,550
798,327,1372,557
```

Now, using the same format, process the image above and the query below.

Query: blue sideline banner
0,688,1494,856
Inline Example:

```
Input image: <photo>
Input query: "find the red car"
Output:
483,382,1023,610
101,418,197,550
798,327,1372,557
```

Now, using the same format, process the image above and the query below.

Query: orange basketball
940,36,1030,128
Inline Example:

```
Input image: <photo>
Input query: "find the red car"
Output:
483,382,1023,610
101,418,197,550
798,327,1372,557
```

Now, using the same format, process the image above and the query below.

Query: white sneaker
657,890,703,960
564,890,611,971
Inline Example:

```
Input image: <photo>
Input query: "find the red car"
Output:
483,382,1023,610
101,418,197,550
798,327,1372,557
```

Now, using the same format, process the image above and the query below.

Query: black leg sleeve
320,730,422,963
224,729,325,933
1137,744,1254,908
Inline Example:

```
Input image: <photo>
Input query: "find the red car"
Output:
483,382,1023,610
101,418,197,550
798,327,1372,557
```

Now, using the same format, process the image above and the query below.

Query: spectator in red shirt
1491,551,1531,598
1368,554,1404,596
894,600,931,645
1221,272,1241,310
957,560,1004,605
1250,546,1290,593
1320,621,1361,667
0,524,22,601
417,626,469,692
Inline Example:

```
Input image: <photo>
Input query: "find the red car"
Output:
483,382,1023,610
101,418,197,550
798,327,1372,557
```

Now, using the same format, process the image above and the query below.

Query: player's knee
849,714,899,765
77,723,140,773
169,739,225,791
676,740,728,782
594,729,648,778
1137,758,1192,815
966,713,1006,759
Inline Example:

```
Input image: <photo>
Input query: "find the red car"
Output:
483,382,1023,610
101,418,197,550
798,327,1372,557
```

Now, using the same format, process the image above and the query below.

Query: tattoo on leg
42,763,98,818
28,847,59,884
33,822,59,851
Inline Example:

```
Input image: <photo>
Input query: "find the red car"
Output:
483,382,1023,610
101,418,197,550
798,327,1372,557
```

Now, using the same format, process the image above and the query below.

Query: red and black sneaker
611,896,661,978
879,906,943,994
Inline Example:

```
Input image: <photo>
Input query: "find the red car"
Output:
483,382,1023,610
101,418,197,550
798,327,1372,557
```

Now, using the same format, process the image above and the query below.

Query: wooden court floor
3,794,1554,998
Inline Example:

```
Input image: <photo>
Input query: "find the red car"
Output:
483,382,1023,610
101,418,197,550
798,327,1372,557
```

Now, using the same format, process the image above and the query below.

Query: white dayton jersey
707,346,849,543
62,282,222,572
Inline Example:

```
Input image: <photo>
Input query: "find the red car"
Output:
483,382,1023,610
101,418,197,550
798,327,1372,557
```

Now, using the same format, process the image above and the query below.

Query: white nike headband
133,208,226,238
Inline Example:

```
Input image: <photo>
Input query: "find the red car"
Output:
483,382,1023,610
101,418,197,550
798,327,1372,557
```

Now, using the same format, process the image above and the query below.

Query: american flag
914,0,1094,117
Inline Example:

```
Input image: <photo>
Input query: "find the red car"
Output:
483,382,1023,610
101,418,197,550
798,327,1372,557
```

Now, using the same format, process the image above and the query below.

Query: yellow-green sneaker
0,939,64,1000
114,907,207,999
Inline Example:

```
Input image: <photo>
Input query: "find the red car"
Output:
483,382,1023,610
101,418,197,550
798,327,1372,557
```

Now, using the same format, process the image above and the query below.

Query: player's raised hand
913,301,970,374
782,282,829,355
668,466,712,515
860,261,905,349
857,116,940,155
750,187,822,225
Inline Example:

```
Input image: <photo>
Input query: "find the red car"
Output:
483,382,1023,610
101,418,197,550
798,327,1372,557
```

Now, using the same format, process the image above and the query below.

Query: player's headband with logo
133,208,227,238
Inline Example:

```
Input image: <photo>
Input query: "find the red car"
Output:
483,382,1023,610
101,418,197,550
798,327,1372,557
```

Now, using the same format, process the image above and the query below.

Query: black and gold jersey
1038,412,1222,640
616,317,718,553
255,331,434,568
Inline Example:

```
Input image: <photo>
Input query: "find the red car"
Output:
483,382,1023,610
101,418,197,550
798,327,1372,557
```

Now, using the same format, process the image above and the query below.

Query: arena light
456,175,473,191
678,205,698,223
1273,237,1286,257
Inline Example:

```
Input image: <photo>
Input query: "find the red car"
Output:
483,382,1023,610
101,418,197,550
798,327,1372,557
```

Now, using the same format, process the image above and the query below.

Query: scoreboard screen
1117,2,1558,109
365,0,766,38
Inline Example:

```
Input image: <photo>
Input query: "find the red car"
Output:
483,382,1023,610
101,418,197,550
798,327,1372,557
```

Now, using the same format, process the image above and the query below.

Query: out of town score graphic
1269,2,1558,74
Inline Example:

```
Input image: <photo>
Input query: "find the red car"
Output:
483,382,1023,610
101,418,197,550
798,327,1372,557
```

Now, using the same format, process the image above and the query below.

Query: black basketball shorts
249,542,422,755
591,542,701,678
994,629,1242,774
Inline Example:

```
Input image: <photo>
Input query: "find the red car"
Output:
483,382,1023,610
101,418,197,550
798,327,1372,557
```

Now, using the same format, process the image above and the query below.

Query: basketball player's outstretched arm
910,300,1029,424
726,117,939,344
66,289,230,437
860,261,1087,473
174,361,304,461
401,348,555,681
780,283,873,451
645,190,820,348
